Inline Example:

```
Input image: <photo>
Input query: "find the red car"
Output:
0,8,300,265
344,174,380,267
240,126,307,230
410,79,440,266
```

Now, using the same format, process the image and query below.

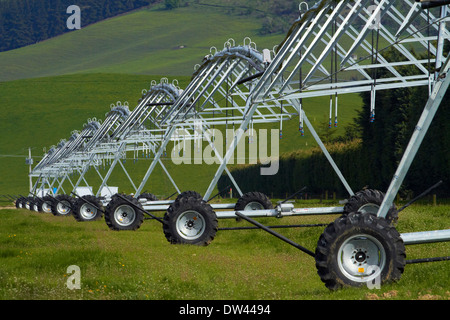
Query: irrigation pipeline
234,211,316,257
234,211,450,264
406,256,450,264
218,223,327,231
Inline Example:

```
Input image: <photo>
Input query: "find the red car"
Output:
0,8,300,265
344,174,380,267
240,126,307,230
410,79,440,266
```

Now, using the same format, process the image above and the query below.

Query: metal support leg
302,111,354,197
135,126,176,197
118,160,138,193
157,159,181,194
202,126,243,199
73,154,96,194
203,118,252,200
93,167,115,197
96,142,127,197
378,56,450,219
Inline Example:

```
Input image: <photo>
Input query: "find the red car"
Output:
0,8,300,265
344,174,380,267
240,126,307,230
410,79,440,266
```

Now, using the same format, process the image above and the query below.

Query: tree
164,0,181,10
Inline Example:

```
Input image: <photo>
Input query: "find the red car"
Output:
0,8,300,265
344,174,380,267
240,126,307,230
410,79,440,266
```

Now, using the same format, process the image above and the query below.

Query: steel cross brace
378,54,450,218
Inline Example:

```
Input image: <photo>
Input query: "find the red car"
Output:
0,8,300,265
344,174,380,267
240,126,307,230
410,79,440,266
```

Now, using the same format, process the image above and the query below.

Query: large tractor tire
175,191,202,202
344,189,398,224
24,197,34,210
41,196,55,214
163,196,218,246
315,212,406,291
72,195,104,222
235,191,273,211
51,194,74,216
15,197,26,209
31,198,42,212
104,194,144,231
137,192,158,202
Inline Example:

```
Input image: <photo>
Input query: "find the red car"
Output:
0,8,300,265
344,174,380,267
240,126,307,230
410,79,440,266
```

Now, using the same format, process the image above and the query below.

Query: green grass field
1,200,449,300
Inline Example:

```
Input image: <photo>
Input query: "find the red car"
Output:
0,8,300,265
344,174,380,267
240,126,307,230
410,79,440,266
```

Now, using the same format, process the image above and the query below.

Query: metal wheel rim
176,210,206,241
114,205,136,227
57,201,71,215
244,201,264,211
33,204,39,212
42,202,52,213
358,203,379,215
337,234,386,283
80,203,97,220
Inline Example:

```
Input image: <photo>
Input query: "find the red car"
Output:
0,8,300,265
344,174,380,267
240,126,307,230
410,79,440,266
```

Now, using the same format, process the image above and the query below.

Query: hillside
0,0,154,53
0,0,310,53
0,4,284,82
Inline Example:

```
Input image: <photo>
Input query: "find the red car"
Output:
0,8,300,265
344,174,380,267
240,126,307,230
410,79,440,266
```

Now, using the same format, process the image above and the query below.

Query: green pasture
0,200,449,300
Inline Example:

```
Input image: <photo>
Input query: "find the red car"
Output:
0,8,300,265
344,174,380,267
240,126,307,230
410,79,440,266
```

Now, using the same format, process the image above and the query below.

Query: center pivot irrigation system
14,0,450,290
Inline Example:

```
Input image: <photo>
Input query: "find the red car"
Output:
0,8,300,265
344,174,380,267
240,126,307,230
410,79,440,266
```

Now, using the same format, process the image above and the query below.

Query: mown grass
1,200,449,300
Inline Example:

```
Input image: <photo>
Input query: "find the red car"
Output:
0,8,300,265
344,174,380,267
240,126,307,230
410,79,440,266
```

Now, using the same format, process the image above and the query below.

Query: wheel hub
176,211,206,240
57,201,70,214
186,220,195,228
353,250,368,264
80,204,97,219
244,201,264,211
114,205,136,226
42,202,52,213
338,235,386,282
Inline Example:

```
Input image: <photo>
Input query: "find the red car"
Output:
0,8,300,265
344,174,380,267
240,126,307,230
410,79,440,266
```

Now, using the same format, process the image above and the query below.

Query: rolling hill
0,5,284,82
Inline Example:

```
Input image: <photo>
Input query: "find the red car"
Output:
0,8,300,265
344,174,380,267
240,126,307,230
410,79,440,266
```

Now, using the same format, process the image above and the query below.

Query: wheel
137,192,158,202
51,194,74,216
315,212,406,291
344,189,398,224
41,196,55,214
24,197,34,210
28,199,36,211
72,195,104,222
175,191,202,202
163,196,218,246
104,194,144,231
32,198,42,212
16,197,27,209
15,197,25,209
235,191,273,211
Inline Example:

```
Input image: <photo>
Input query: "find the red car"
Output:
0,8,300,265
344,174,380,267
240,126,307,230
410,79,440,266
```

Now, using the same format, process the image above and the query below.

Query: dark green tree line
0,0,155,52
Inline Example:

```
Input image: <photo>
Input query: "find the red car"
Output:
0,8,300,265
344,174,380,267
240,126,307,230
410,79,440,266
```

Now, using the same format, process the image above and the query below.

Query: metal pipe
235,211,316,257
401,229,450,245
